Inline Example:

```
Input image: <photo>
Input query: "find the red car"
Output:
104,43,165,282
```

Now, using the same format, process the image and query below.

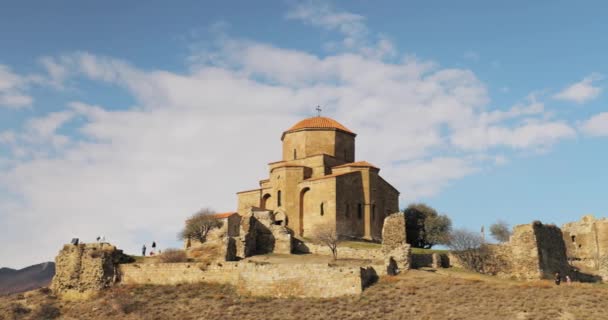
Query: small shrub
159,248,188,263
38,287,52,295
34,303,61,319
9,303,30,316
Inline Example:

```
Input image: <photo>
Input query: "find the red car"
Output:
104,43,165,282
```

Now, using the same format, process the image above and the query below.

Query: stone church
235,116,399,241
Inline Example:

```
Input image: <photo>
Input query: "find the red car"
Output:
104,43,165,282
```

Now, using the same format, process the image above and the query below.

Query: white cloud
580,112,608,136
451,121,575,151
554,74,602,104
286,1,394,58
0,65,34,109
0,131,16,144
0,7,581,268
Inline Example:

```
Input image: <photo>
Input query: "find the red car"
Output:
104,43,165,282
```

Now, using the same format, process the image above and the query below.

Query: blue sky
1,0,607,268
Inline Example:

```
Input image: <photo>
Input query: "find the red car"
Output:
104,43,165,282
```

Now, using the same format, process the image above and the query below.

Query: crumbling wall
381,212,411,275
119,261,374,298
51,243,129,295
296,242,384,260
562,215,608,279
237,208,293,257
532,222,571,279
449,222,571,280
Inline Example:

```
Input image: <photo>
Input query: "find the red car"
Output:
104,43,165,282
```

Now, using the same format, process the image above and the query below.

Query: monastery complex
235,116,399,241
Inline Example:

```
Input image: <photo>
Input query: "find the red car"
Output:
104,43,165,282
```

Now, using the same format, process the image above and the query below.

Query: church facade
236,116,399,241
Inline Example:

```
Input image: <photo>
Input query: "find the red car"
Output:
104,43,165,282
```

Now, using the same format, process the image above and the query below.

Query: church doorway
261,193,271,210
299,187,310,236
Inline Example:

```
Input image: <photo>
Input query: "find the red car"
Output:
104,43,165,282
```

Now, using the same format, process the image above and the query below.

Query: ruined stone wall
448,222,570,280
300,242,384,261
562,215,608,278
51,243,129,295
532,222,571,279
119,261,371,298
236,263,367,298
236,209,293,258
381,212,411,274
119,262,240,286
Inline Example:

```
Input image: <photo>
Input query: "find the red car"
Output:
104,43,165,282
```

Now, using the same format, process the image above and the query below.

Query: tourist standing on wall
152,241,157,253
142,244,146,256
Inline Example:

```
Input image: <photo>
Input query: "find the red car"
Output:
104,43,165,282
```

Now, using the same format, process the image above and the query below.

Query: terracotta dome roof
283,117,355,136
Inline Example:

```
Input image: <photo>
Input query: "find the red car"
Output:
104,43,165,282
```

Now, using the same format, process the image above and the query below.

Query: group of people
142,241,159,256
554,272,572,285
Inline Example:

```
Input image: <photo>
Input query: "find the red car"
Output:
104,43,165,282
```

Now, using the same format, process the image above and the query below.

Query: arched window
320,203,324,216
293,149,297,160
357,203,362,220
277,190,282,207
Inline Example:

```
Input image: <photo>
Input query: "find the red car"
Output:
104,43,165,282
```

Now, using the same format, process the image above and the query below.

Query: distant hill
0,262,55,295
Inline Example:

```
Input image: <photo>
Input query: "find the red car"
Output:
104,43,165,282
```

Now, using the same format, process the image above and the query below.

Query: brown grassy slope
2,269,608,320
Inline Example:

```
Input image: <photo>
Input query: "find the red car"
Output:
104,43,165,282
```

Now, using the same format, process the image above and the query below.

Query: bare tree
489,220,512,243
178,208,223,244
448,228,490,272
312,225,341,260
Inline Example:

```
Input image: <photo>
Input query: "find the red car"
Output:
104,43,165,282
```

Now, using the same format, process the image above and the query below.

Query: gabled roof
333,161,379,170
209,212,238,219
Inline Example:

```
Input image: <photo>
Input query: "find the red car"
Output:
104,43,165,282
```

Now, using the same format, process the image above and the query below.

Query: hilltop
0,262,55,296
2,268,607,320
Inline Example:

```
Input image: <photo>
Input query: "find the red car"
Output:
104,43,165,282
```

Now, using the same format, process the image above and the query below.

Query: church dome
283,116,355,136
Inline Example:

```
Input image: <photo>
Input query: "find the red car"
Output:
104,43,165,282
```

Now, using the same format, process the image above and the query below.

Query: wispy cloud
580,112,608,136
0,65,34,109
553,74,602,104
286,1,394,59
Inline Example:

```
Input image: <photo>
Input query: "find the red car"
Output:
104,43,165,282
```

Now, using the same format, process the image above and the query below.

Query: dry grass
159,249,188,263
2,270,608,320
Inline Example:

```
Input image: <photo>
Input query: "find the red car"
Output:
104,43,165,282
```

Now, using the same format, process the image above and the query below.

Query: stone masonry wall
119,261,371,298
381,212,411,274
300,242,384,260
562,215,608,279
449,222,570,280
119,263,240,286
51,243,129,295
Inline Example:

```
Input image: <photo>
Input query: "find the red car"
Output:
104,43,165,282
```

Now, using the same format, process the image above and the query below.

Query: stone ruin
381,212,411,275
50,243,131,296
236,208,293,258
450,221,571,280
562,215,608,280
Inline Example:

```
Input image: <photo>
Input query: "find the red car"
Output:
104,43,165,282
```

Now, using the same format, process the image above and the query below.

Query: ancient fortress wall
447,222,570,280
562,215,608,280
119,263,240,286
119,262,371,298
301,242,384,261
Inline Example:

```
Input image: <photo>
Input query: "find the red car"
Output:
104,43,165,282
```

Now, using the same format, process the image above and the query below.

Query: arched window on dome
320,202,324,216
277,190,282,207
293,149,297,160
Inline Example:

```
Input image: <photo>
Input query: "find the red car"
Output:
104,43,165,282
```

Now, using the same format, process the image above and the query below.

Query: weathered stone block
51,243,129,295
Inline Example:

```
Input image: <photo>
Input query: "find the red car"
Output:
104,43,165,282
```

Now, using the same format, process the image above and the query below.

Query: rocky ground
2,268,607,320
